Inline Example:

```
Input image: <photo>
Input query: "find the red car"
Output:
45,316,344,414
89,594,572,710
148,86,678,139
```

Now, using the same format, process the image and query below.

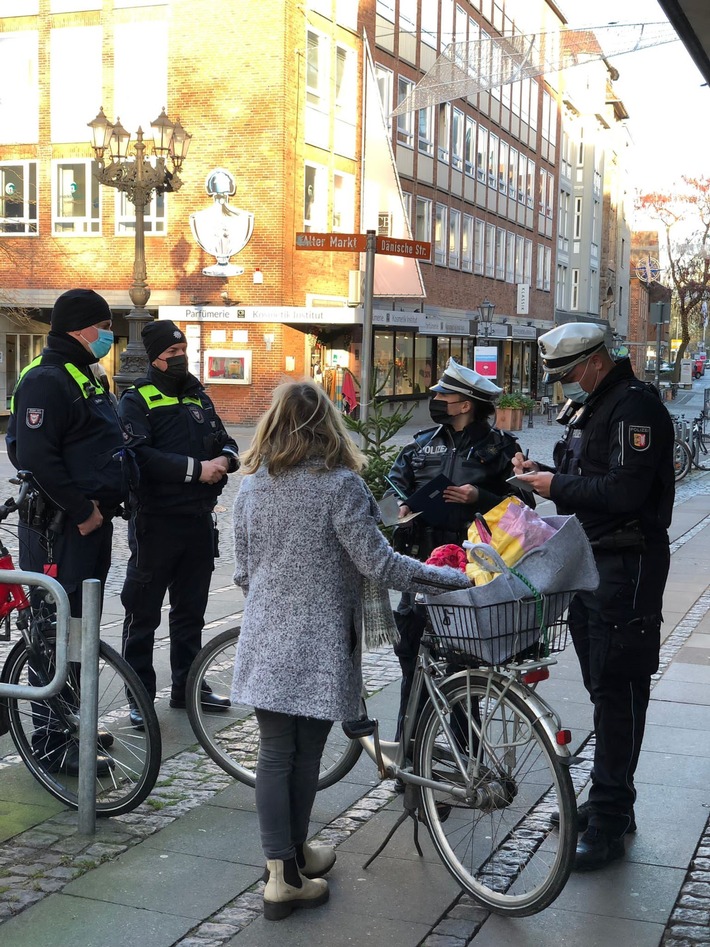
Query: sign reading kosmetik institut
158,306,360,324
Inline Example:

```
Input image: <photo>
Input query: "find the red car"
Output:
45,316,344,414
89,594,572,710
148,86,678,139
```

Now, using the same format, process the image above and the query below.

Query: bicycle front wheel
414,673,576,917
186,627,363,789
2,635,161,817
674,439,692,482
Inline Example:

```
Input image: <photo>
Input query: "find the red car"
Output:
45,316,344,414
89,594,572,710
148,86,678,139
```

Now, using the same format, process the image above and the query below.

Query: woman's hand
443,484,479,504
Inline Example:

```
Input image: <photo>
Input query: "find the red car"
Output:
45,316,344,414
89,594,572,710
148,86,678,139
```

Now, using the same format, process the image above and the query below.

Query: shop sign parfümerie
158,306,359,324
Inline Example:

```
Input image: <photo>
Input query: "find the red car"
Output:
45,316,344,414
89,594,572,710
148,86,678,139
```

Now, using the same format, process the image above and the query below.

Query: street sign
295,232,367,251
375,235,431,260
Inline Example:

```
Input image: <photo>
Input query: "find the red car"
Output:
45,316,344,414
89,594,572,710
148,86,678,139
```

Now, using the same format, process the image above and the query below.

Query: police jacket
6,332,126,525
119,367,239,515
549,358,675,544
386,421,524,539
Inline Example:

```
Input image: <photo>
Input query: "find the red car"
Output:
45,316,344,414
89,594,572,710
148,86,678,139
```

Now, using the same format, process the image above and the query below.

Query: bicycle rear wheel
1,633,161,816
414,672,576,916
186,627,363,789
674,438,692,482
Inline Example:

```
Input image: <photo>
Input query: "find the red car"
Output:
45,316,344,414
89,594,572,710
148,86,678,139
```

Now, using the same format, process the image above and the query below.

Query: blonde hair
241,380,367,475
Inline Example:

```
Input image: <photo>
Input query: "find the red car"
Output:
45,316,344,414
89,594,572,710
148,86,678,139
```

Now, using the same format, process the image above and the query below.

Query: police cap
538,323,606,383
142,320,187,362
430,357,502,402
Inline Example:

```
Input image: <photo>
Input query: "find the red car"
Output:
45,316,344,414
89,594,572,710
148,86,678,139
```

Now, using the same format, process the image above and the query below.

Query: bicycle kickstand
362,783,424,869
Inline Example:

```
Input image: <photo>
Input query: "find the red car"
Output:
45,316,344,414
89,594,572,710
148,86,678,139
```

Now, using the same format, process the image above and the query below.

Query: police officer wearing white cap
385,357,531,741
512,323,675,871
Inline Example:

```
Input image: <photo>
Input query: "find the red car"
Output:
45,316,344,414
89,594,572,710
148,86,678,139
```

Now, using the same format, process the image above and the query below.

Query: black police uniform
119,366,239,702
385,420,526,736
6,332,126,614
548,358,675,835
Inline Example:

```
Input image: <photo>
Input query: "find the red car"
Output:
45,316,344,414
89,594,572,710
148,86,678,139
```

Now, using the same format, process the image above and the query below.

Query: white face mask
561,381,588,404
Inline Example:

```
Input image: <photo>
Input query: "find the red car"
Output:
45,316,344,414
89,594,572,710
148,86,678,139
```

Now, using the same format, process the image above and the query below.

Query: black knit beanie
142,320,187,362
50,289,112,332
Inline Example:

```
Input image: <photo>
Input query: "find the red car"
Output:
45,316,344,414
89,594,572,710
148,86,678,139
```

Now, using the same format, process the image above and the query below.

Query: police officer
386,357,529,739
119,320,239,727
512,323,675,871
7,288,127,775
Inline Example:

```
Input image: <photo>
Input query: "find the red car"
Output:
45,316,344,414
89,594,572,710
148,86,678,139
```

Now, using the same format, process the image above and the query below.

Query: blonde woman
232,380,469,921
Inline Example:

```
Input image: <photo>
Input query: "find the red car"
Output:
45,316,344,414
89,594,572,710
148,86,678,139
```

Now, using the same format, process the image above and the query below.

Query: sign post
651,301,669,391
360,230,376,438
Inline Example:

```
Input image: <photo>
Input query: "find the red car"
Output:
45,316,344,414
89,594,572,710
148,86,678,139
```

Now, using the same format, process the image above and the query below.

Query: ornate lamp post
87,106,191,390
477,297,495,339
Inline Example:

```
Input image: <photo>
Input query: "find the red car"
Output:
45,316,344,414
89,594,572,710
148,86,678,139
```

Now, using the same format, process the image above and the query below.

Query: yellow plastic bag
465,497,557,585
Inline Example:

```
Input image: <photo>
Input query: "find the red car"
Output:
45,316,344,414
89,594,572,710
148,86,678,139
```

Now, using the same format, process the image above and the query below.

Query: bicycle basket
423,590,573,665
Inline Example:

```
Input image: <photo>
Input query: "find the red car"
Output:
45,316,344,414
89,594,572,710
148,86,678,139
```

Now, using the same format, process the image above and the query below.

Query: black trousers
121,511,214,701
568,543,669,835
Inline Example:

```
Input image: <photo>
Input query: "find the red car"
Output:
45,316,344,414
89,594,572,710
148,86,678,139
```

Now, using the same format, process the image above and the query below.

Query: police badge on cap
538,323,606,384
430,357,502,402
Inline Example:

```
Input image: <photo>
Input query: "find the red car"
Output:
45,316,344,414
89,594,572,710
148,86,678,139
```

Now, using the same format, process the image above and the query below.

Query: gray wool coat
231,460,470,721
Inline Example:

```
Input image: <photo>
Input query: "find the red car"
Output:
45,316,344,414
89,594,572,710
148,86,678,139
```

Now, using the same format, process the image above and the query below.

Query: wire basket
423,590,574,666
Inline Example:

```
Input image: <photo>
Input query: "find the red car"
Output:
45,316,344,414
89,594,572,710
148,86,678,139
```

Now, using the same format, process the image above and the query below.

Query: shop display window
203,350,252,385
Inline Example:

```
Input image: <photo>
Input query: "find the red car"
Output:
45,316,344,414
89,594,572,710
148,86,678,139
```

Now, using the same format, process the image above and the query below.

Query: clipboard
377,493,422,528
405,474,454,526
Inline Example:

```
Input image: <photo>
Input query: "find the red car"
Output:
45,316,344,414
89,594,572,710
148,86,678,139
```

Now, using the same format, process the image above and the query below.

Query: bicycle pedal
342,716,377,739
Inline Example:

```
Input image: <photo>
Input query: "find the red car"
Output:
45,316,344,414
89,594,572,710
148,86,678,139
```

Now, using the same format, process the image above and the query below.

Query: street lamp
87,106,192,390
478,298,495,339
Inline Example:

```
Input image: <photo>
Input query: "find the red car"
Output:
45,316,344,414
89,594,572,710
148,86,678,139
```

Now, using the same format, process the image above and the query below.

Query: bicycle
691,413,710,469
186,577,578,916
0,471,162,816
673,437,692,481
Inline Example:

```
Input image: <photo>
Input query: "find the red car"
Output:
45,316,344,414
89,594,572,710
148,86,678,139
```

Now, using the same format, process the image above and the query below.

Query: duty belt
590,521,646,552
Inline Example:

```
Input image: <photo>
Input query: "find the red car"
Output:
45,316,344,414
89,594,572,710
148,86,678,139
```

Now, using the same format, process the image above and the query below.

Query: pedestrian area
1,439,710,946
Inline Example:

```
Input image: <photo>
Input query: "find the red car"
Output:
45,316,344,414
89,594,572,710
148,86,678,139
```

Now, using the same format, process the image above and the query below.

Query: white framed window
435,203,447,265
418,106,434,156
440,0,454,49
515,234,525,283
438,103,451,162
495,228,505,280
400,0,416,31
462,214,473,272
452,108,464,171
449,209,461,268
114,20,168,143
498,140,508,193
505,232,515,283
474,218,485,275
51,27,102,143
547,172,555,220
541,91,551,143
402,191,412,225
464,116,476,177
333,171,356,232
476,125,487,184
0,162,38,235
335,0,358,30
538,168,547,215
571,268,579,309
375,65,394,132
0,31,39,144
116,189,166,235
304,162,328,231
577,131,584,166
508,147,518,199
52,159,100,235
416,196,432,241
517,155,526,203
526,158,535,209
574,197,583,240
529,79,539,132
485,222,496,278
307,28,330,107
524,239,532,285
558,190,570,237
544,246,552,292
421,1,438,47
376,0,395,21
335,44,357,116
397,76,416,148
536,245,544,290
557,264,567,310
589,268,597,311
488,133,498,188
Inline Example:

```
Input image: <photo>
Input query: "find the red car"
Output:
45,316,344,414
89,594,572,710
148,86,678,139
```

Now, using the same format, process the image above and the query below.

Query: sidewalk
1,399,710,946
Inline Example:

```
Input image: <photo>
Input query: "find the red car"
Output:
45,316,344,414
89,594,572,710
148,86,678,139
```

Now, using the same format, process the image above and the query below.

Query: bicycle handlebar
0,471,35,524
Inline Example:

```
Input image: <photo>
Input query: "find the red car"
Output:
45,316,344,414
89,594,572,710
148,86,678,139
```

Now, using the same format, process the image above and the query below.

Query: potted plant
495,392,535,431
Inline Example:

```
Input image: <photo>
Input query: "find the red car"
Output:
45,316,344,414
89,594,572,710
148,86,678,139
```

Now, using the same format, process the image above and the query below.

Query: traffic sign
376,236,431,260
295,232,367,251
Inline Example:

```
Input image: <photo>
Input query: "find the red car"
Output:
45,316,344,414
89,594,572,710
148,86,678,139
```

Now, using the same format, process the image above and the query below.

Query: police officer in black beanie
6,288,127,775
119,320,240,727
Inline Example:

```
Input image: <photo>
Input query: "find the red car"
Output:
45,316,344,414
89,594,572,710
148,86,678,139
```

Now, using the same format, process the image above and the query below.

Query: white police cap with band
538,323,606,383
430,357,502,402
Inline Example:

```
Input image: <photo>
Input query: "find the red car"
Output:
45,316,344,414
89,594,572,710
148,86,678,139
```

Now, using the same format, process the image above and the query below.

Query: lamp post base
113,305,155,394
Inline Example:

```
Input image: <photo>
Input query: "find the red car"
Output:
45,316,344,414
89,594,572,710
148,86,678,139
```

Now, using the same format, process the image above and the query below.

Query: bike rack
0,571,101,834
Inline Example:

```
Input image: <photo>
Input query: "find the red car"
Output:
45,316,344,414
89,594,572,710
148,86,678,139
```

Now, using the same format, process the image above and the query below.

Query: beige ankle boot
299,842,336,879
263,859,329,921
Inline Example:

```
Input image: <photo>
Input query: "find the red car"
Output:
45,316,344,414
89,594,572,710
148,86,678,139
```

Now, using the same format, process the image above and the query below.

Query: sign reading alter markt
295,232,431,260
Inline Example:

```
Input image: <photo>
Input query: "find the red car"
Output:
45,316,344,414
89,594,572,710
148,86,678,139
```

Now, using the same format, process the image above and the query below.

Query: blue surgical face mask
84,328,114,360
561,381,588,404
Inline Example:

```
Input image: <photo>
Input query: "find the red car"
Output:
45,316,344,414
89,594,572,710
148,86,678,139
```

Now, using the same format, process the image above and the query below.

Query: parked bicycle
187,574,579,916
691,413,710,470
0,472,161,816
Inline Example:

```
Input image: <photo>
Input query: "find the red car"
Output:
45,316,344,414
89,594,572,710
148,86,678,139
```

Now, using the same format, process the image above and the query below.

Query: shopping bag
466,497,557,585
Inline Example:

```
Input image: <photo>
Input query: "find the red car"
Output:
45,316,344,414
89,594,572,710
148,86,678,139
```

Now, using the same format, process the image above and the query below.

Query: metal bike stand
77,579,101,835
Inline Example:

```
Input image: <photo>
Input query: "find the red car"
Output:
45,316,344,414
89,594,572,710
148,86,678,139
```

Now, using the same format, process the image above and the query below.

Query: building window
415,196,432,241
307,28,329,107
538,168,546,216
524,239,532,285
0,31,39,144
536,245,544,290
546,172,555,220
452,108,464,171
462,213,473,272
515,234,525,283
488,133,498,188
116,189,165,235
113,20,168,142
437,103,451,162
508,147,518,199
526,158,535,209
375,0,395,21
335,44,357,115
495,228,505,280
498,140,508,193
476,125,487,183
52,160,100,235
399,0,416,31
0,162,38,235
571,269,579,309
5,333,45,411
51,26,102,143
544,247,551,292
304,162,328,231
375,64,394,131
418,106,434,156
333,171,355,232
589,268,597,310
485,222,496,278
505,231,515,283
474,218,484,275
421,0,438,47
435,203,447,265
397,76,415,148
449,209,461,268
557,264,567,309
517,155,526,204
464,116,476,177
573,196,583,240
374,330,433,397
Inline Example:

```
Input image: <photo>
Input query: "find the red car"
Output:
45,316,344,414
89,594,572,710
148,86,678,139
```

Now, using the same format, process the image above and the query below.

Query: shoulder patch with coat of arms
628,425,651,451
25,408,44,428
